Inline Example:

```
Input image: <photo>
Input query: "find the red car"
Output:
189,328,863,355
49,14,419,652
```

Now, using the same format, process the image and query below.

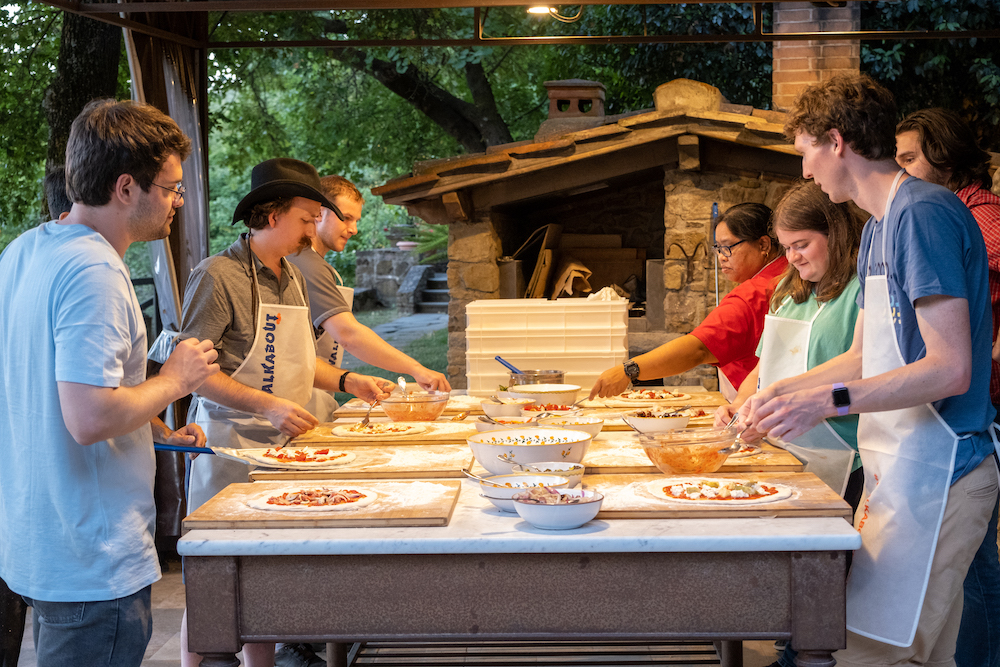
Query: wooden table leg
719,640,744,667
326,642,349,667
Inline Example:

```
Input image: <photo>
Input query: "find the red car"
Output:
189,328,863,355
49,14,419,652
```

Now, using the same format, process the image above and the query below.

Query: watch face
832,387,850,407
624,361,639,380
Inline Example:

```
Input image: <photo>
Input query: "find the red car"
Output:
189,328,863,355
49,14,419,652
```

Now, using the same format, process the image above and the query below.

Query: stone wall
355,248,419,307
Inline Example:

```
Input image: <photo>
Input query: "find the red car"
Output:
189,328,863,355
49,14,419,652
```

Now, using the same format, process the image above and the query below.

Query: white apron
845,169,958,647
316,267,354,368
717,369,738,403
757,299,856,496
188,247,317,511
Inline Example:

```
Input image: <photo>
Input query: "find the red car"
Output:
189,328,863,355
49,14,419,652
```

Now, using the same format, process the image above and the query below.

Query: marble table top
179,479,862,558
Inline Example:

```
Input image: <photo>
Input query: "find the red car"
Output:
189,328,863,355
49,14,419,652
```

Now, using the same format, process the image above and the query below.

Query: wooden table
180,479,860,667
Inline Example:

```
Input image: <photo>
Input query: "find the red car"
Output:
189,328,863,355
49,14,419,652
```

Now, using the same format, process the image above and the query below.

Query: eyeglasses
151,182,185,201
712,239,746,258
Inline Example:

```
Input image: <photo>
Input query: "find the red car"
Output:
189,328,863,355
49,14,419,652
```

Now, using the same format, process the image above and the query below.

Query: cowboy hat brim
231,180,344,225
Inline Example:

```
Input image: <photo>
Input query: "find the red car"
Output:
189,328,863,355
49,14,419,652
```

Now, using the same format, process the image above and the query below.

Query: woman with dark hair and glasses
590,201,786,401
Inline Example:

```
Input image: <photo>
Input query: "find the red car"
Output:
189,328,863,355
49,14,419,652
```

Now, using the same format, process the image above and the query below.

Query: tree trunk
43,8,121,193
331,48,513,154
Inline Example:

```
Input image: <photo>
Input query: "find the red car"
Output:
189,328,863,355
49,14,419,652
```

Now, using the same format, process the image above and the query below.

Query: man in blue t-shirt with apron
743,73,999,666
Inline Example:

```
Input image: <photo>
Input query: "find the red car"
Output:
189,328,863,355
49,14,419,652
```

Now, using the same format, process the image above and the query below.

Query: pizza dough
240,448,357,468
644,478,792,505
246,487,378,512
604,390,692,407
331,423,426,438
727,444,764,459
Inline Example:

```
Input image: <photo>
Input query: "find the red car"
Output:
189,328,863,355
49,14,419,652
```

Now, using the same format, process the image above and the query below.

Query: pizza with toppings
245,487,377,512
331,422,426,438
645,478,792,505
240,448,357,469
604,389,692,407
728,442,764,458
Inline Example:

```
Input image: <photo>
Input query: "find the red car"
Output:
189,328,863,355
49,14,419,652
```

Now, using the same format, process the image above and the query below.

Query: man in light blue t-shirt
0,99,219,667
744,74,998,666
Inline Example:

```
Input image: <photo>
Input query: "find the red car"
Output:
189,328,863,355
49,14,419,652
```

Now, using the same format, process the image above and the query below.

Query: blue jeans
22,586,153,667
956,494,1000,667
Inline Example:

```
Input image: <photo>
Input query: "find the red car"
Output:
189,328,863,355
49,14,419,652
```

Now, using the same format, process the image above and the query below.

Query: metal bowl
379,390,450,422
508,370,565,387
638,426,739,475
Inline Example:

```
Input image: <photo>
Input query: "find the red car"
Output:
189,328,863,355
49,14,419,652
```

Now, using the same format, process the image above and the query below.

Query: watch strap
339,370,353,393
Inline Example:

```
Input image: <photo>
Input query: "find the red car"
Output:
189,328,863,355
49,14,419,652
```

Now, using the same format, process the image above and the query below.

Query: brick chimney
772,2,861,111
534,79,606,141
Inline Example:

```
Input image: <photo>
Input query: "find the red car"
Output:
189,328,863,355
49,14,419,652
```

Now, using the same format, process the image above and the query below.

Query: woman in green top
716,181,867,499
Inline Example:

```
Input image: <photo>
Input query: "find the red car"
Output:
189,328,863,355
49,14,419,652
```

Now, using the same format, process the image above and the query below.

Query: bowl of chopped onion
512,487,604,529
638,426,740,474
467,427,593,475
536,415,603,438
481,397,535,418
621,408,690,434
477,473,570,512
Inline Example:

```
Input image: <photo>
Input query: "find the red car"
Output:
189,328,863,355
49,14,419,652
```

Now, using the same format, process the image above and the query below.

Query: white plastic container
466,299,628,331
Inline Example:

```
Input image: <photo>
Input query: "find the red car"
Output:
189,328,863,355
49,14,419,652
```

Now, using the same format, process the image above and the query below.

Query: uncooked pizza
331,423,426,437
727,442,764,458
245,487,378,512
645,478,792,505
240,448,357,468
612,388,691,404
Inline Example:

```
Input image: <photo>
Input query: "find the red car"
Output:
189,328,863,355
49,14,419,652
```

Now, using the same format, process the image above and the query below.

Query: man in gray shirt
288,175,450,392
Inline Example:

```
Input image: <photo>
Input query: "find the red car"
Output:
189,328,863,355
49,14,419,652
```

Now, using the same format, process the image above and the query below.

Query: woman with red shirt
590,202,787,401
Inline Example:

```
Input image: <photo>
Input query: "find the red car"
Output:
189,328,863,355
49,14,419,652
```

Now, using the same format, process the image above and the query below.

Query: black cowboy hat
231,157,343,224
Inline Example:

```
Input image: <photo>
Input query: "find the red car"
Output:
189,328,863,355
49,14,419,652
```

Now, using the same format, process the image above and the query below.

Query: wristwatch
832,382,851,417
623,360,640,382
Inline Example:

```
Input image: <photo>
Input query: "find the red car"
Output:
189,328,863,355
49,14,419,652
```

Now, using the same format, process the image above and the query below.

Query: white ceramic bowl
478,473,570,512
507,383,581,407
467,427,593,475
481,398,535,418
536,416,604,438
512,461,585,487
474,416,535,432
512,488,604,529
621,408,690,433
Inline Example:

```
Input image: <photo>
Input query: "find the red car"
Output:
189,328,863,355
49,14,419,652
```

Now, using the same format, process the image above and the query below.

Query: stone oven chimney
534,79,606,141
772,1,861,111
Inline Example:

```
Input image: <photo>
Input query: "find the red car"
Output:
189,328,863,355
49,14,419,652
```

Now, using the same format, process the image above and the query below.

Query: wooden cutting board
292,420,477,445
589,472,850,519
583,435,804,473
248,445,473,480
335,394,484,417
183,479,462,529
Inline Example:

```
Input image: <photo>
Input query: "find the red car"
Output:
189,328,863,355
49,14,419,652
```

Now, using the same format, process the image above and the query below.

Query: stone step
421,288,450,303
432,272,447,281
426,278,448,290
416,301,449,314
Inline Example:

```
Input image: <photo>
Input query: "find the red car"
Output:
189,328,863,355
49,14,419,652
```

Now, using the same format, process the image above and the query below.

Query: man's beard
298,235,312,252
128,196,170,242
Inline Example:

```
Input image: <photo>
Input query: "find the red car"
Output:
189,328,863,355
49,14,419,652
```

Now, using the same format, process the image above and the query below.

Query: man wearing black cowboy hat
176,157,393,667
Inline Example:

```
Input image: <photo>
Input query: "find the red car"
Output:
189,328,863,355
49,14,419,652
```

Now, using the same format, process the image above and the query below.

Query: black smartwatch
339,371,353,393
623,360,640,381
832,382,850,416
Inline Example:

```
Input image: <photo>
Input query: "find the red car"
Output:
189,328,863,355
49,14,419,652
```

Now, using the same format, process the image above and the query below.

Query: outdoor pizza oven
373,78,803,390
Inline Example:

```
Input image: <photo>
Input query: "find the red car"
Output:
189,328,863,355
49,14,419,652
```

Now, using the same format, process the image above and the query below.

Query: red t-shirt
690,256,789,391
957,184,1000,404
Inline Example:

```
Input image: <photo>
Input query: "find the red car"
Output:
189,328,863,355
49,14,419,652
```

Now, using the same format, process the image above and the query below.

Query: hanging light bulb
526,5,584,22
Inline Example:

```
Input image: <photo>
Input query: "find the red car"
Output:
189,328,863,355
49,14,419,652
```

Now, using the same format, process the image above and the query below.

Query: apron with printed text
846,169,958,647
757,299,856,496
188,247,316,511
316,267,354,368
